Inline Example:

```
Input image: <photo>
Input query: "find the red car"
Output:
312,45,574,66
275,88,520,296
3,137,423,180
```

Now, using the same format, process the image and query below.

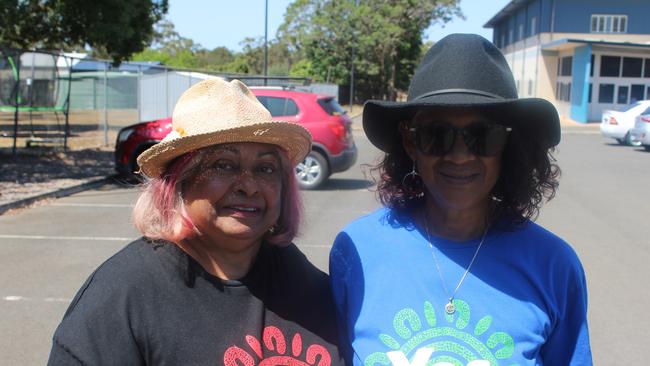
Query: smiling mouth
222,205,263,217
439,172,479,184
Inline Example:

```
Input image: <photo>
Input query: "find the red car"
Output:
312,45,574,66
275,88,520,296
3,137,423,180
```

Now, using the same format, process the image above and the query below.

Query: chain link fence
1,49,327,153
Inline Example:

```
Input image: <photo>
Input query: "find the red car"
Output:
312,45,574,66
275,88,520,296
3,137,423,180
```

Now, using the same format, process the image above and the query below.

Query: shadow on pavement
314,178,375,191
0,147,114,184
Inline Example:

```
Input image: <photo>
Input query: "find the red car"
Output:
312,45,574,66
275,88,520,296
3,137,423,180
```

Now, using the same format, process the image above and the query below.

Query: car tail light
609,117,618,125
328,119,346,140
641,116,650,123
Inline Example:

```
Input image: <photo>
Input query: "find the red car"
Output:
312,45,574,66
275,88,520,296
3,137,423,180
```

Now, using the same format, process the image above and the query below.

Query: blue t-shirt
330,208,591,366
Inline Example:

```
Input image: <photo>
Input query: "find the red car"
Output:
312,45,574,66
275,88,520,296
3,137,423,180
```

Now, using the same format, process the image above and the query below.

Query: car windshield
317,97,347,116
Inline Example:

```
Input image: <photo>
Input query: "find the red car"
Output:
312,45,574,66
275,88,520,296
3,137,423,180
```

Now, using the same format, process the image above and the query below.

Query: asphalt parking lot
2,127,650,364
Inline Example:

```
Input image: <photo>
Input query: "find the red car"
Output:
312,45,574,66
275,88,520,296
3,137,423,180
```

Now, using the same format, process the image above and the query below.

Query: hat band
413,88,506,101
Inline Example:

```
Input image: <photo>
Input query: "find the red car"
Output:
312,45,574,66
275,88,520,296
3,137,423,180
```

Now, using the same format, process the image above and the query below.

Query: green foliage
131,18,204,69
130,21,293,76
131,48,172,65
278,0,463,101
0,0,168,64
289,59,313,78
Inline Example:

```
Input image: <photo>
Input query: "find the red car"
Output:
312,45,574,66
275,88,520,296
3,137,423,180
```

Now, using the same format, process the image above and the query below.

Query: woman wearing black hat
330,34,592,365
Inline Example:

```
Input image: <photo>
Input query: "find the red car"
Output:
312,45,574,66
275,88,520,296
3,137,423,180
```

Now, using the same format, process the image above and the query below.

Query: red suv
115,87,357,189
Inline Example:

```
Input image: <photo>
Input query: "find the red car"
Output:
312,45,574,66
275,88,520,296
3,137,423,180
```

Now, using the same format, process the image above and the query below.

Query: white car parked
629,108,650,152
600,100,650,146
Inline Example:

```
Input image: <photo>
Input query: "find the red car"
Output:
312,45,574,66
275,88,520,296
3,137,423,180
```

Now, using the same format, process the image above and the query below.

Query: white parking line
50,203,133,208
562,131,600,135
0,235,134,241
298,244,334,249
3,296,71,303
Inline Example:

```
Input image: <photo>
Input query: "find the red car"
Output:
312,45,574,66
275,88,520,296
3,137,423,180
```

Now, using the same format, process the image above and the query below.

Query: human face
182,143,283,252
402,109,504,215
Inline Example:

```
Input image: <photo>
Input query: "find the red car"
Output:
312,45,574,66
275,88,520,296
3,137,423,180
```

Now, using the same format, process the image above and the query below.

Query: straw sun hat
137,79,312,178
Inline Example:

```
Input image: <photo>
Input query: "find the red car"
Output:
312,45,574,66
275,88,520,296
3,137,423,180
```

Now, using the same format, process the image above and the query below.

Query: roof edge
484,0,533,28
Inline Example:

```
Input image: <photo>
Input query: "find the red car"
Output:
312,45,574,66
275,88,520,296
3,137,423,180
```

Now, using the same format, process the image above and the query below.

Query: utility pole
264,0,269,86
348,0,359,110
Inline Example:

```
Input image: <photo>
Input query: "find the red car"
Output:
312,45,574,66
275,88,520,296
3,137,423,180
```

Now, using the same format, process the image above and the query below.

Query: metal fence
0,49,332,152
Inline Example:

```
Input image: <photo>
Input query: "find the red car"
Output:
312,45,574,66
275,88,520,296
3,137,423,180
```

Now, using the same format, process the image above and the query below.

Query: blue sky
167,0,512,52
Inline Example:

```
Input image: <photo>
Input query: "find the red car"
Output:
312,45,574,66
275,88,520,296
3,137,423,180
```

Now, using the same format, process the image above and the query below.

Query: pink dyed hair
132,145,302,245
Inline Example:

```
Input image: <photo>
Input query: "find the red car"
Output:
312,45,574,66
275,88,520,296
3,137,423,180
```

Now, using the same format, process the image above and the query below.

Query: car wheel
624,132,642,146
295,150,329,190
616,138,625,144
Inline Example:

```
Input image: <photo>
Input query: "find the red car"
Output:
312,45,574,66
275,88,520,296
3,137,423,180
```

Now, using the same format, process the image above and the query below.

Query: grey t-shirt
48,238,344,365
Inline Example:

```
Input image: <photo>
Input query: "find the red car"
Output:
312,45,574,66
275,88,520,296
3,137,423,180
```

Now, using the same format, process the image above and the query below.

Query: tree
278,0,462,101
197,47,235,69
0,0,168,64
131,18,204,69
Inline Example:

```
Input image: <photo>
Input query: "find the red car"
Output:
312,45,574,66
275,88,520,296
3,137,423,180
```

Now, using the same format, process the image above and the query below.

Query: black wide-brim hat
363,33,561,152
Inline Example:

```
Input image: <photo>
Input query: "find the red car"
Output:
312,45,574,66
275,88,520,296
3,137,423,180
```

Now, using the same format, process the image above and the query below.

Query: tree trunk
389,52,397,101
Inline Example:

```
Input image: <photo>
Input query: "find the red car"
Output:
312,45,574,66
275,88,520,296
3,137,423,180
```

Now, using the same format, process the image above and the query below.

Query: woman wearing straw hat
330,34,591,365
48,79,345,365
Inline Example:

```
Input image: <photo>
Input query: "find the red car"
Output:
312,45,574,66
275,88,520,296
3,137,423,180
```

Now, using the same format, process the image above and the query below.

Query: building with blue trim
484,0,650,122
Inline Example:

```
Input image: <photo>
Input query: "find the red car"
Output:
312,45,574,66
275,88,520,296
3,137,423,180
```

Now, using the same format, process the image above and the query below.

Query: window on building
622,57,643,77
631,84,645,103
617,86,629,104
598,84,615,103
591,15,627,33
647,86,650,100
619,16,627,33
508,29,513,44
644,59,650,78
530,17,537,36
590,55,595,77
501,34,506,47
519,24,524,41
557,82,571,102
600,56,621,77
561,57,573,76
588,83,593,103
591,17,598,32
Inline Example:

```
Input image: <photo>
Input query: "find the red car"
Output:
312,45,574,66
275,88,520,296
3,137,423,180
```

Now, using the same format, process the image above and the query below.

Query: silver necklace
423,214,489,315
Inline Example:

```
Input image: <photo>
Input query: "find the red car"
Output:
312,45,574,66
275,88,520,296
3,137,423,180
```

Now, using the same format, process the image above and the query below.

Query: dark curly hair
369,118,561,229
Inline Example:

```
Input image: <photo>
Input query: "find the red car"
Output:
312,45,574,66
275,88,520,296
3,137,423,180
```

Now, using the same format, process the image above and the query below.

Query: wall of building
492,0,650,47
538,50,559,104
69,74,138,110
554,0,650,35
588,48,650,120
570,45,592,122
540,32,650,44
490,0,650,121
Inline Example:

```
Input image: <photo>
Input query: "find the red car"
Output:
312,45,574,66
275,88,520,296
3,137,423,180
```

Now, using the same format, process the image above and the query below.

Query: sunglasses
406,122,512,156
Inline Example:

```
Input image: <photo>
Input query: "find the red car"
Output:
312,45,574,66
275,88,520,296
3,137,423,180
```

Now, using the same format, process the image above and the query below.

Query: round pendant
445,302,456,314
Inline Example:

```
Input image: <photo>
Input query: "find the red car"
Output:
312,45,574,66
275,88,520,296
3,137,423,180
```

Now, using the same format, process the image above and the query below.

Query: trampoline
0,48,72,153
